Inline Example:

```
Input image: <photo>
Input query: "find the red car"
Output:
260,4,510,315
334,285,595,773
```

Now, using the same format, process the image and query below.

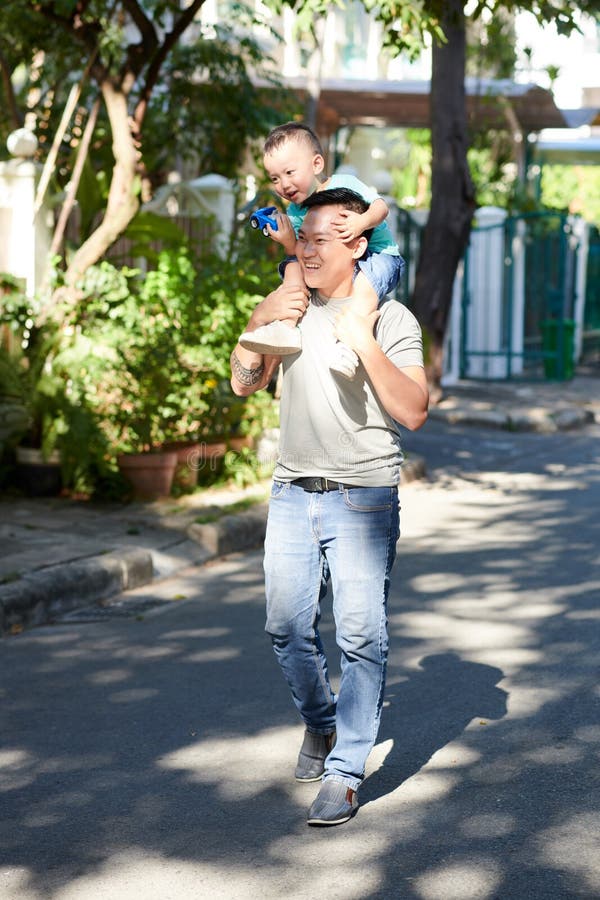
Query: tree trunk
412,0,476,393
62,80,139,291
0,48,23,129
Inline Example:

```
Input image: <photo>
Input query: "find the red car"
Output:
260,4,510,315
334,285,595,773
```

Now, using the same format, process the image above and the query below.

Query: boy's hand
266,213,297,255
331,210,366,242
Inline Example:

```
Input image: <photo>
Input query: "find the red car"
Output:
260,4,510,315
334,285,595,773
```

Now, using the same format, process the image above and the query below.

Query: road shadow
360,652,508,804
1,423,600,899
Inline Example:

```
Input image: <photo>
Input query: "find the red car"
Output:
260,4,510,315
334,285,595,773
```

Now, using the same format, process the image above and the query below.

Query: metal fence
396,207,593,381
583,224,600,362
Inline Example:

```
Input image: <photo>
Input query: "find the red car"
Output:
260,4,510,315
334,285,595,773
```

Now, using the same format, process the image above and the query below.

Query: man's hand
265,213,297,255
331,210,367,242
335,306,428,430
334,307,380,355
248,282,310,331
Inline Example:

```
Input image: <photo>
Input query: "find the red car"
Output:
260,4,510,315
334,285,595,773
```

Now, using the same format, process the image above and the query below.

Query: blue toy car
250,206,278,236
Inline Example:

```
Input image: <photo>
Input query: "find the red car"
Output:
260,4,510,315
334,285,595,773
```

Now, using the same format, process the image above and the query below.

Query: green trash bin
541,318,576,380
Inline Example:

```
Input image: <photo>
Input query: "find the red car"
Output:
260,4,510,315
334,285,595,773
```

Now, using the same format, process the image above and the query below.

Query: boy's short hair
264,122,324,158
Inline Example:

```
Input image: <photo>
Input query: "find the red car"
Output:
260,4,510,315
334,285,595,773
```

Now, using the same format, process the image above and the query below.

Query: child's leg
239,261,305,356
329,272,378,380
280,261,306,327
350,271,379,318
330,254,402,379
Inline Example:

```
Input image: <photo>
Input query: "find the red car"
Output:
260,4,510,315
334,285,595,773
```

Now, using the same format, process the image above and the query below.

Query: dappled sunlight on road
2,427,599,899
535,812,600,895
413,858,502,900
158,725,302,799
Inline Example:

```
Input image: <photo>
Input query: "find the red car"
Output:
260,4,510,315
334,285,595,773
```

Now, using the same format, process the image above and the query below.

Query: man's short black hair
303,187,368,215
303,187,373,243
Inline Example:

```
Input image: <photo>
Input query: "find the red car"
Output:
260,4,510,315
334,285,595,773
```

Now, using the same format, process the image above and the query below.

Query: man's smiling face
297,206,367,299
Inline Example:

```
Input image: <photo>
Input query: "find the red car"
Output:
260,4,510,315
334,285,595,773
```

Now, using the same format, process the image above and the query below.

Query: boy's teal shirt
286,173,400,256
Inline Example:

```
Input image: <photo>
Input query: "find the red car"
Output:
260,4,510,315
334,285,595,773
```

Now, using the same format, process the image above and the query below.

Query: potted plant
0,282,112,496
0,278,70,494
77,256,211,499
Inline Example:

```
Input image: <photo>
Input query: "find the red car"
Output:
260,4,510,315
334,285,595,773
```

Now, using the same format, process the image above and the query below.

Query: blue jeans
264,480,400,790
357,250,404,301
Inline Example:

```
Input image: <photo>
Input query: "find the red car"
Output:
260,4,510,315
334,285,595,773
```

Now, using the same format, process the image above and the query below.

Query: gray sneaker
295,729,336,782
307,778,358,826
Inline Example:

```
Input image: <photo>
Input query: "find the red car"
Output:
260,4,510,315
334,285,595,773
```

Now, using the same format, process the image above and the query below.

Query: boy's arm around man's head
331,198,389,242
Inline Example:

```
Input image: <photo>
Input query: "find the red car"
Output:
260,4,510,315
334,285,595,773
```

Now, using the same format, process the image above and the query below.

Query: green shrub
74,230,280,468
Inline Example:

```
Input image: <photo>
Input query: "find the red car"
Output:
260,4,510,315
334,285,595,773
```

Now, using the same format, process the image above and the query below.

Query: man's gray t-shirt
273,292,424,487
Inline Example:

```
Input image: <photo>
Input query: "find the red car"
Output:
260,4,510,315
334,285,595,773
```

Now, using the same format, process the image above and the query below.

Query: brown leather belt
291,477,349,492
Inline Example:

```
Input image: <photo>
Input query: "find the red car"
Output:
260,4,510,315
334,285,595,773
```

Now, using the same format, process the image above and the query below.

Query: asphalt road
2,421,599,900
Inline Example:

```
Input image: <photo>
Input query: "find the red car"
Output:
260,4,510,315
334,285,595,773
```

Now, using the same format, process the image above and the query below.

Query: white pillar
188,173,235,257
464,206,510,379
509,216,525,376
0,157,52,297
442,261,464,385
571,216,589,362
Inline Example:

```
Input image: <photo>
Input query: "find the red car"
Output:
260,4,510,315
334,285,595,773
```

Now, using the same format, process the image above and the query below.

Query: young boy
239,122,404,379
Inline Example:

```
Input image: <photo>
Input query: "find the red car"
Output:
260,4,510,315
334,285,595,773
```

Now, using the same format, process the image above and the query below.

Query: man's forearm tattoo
231,350,265,386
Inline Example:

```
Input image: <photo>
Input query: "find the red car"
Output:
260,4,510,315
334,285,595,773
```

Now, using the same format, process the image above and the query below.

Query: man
230,187,428,826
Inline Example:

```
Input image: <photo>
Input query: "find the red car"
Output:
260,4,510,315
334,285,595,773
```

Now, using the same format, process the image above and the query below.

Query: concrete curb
187,458,427,555
428,405,595,433
187,503,269,557
1,460,428,635
0,548,153,634
401,454,427,483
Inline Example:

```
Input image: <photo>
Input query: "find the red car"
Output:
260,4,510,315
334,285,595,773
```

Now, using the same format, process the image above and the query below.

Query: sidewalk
0,454,426,635
1,372,596,636
0,482,269,635
431,372,599,432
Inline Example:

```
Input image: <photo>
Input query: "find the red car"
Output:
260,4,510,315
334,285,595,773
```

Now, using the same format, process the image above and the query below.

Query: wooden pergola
284,76,568,145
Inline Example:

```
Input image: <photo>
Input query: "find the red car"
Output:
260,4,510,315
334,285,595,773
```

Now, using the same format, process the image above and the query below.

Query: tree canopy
0,0,295,299
273,0,594,386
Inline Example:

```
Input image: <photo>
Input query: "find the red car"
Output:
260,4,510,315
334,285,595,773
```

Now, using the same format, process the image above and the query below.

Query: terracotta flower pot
227,435,253,452
201,440,227,461
163,442,203,491
117,450,177,500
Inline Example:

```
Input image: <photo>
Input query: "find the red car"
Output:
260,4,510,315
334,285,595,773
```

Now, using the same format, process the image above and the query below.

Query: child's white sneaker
329,342,359,380
239,320,302,355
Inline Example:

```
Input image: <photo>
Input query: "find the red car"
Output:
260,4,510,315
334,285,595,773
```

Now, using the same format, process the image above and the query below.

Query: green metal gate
499,212,580,379
395,208,582,381
395,208,424,307
582,224,600,362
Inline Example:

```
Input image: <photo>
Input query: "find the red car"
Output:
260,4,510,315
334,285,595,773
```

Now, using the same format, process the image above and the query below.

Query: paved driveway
2,424,599,899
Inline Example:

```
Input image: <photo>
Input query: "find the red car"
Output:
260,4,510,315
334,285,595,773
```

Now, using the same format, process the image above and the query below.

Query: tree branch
61,78,140,291
49,95,101,259
34,0,102,64
133,0,205,131
121,0,158,55
0,45,23,129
